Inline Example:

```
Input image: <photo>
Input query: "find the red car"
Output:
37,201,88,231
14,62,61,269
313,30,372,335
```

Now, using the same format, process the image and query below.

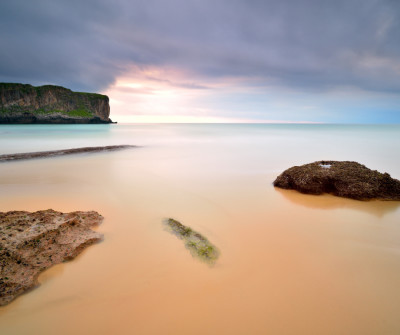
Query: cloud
0,0,400,122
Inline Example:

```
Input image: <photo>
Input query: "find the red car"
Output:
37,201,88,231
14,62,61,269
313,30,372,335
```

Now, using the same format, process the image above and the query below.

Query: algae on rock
164,218,219,265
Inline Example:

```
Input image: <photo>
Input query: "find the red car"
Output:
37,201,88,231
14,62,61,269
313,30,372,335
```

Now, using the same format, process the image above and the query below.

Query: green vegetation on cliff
0,83,110,123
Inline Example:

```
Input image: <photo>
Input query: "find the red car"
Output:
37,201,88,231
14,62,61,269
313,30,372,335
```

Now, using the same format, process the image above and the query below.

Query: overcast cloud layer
1,0,399,122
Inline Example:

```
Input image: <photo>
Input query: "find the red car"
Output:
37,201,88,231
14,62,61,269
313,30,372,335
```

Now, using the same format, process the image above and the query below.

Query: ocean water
0,123,400,335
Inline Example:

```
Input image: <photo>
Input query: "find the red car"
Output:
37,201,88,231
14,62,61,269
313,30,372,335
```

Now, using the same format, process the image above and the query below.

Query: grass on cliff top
164,218,220,265
77,92,108,100
0,82,108,100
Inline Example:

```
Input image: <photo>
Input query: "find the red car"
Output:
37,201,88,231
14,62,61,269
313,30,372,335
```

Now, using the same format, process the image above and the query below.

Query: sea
0,123,399,335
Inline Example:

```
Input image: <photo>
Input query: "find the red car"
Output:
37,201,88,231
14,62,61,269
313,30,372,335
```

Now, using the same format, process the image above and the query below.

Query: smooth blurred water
1,123,400,176
0,123,400,335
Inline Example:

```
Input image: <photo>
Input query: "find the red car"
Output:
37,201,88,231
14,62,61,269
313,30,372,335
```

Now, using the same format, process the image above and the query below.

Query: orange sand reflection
0,144,400,334
275,188,400,217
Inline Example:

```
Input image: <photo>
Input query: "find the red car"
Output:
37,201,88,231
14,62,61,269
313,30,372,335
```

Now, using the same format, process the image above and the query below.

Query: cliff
0,83,113,124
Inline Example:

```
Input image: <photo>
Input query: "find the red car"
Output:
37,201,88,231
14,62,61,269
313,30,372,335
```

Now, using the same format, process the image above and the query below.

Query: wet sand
0,125,400,334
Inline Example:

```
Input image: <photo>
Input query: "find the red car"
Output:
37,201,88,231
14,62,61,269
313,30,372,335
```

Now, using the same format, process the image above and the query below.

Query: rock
164,218,219,265
0,145,136,162
273,161,400,201
0,83,113,124
0,209,103,306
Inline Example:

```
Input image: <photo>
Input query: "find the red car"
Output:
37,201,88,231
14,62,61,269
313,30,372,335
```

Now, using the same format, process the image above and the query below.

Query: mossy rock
164,218,220,265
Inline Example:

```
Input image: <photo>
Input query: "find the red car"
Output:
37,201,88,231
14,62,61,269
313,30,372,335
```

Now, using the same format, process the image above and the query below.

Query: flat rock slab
0,145,135,162
0,209,103,306
273,161,400,201
164,218,219,265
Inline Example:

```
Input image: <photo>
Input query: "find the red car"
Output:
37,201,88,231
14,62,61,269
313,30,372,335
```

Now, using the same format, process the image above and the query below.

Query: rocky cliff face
0,83,113,124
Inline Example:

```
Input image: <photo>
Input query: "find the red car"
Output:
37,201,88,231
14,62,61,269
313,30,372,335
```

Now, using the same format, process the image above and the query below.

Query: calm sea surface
0,124,400,334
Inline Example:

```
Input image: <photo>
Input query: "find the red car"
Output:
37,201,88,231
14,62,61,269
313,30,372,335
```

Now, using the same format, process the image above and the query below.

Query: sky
1,0,399,123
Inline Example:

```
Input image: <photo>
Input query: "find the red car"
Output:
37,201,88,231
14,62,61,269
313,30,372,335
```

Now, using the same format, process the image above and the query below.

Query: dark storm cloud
0,0,399,93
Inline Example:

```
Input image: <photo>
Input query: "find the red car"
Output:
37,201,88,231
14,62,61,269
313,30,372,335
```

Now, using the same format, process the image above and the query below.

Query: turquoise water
1,123,400,176
0,123,400,335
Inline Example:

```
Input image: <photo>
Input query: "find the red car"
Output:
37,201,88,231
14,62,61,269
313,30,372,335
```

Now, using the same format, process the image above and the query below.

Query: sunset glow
103,66,219,123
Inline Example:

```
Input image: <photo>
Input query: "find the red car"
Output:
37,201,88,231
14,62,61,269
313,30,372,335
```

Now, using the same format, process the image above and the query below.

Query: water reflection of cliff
275,188,400,217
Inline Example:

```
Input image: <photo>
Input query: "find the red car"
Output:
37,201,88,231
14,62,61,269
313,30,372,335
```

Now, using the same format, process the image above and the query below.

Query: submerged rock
0,210,103,306
273,161,400,201
164,218,219,265
0,145,136,162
